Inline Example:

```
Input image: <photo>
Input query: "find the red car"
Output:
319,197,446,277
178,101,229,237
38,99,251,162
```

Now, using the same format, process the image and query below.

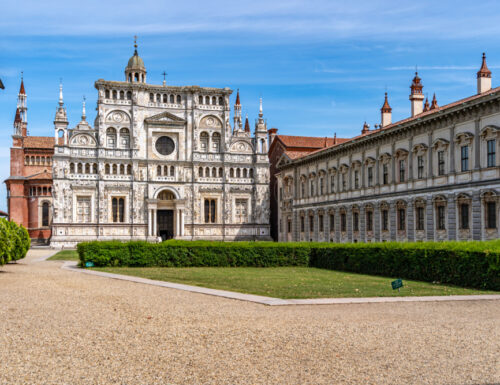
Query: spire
54,80,68,124
409,71,425,116
81,96,86,121
235,89,240,105
423,97,430,112
381,92,392,113
244,114,250,132
333,132,337,145
17,74,27,125
59,80,64,107
410,72,423,94
233,89,242,132
477,52,491,78
14,108,21,124
259,97,263,118
19,72,26,95
430,93,438,110
134,35,138,56
361,121,370,135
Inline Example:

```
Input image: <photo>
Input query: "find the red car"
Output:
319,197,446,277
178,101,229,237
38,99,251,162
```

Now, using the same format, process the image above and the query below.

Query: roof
19,79,25,95
23,136,55,149
26,171,52,180
0,210,8,217
276,135,349,149
478,53,491,78
126,50,145,70
283,85,500,165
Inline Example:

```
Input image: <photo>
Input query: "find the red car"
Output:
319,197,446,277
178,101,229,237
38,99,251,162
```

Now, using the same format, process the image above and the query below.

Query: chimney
477,53,492,94
409,72,424,117
361,122,370,135
380,92,392,127
268,127,278,146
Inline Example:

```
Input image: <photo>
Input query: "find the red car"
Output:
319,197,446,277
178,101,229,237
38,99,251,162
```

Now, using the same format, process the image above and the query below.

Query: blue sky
1,0,500,210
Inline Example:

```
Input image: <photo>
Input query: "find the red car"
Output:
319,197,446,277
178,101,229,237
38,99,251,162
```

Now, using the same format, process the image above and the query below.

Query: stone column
389,201,396,241
426,196,434,241
407,199,415,242
471,191,481,240
148,209,152,236
447,194,457,240
153,209,157,237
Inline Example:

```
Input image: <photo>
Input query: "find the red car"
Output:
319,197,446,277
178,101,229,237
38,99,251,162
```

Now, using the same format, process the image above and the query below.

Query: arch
85,163,90,174
120,127,130,148
176,95,181,104
112,90,117,99
200,131,209,152
154,187,180,200
112,164,117,174
70,133,97,147
127,165,132,175
120,164,125,175
157,165,162,176
126,91,132,100
70,163,75,173
198,95,203,104
163,94,168,103
135,73,139,82
199,115,223,129
149,93,154,102
218,167,223,177
212,132,221,152
212,96,216,105
77,163,82,173
128,73,132,82
119,90,124,100
205,167,210,176
205,96,210,104
236,168,241,178
169,94,174,103
105,164,110,174
156,94,160,103
105,89,110,99
170,166,175,177
218,96,223,105
249,168,254,178
230,168,234,178
93,164,98,174
243,168,248,178
106,127,117,148
199,167,203,177
212,167,217,177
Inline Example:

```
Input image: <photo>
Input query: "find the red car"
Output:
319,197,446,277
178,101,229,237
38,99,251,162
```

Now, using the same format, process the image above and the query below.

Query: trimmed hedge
78,240,500,290
0,218,31,265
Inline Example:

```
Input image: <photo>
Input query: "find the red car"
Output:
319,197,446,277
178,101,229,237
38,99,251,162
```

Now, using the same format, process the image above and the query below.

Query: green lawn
90,266,497,299
48,250,79,261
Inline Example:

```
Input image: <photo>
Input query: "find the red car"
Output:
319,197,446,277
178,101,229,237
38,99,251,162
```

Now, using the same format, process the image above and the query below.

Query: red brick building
267,130,349,240
4,79,54,244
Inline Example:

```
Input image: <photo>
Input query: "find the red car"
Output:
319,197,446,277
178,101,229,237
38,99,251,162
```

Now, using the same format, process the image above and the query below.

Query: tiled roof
283,150,318,160
26,171,52,180
24,136,55,149
277,135,349,149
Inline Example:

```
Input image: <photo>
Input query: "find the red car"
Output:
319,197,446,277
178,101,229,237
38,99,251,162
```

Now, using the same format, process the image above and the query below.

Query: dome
126,50,145,71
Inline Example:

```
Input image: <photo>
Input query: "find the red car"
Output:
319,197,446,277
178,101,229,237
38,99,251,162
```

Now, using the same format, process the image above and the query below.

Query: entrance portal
157,210,174,241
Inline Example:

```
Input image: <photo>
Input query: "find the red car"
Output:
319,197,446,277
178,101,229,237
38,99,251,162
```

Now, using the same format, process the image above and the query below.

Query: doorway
157,210,174,241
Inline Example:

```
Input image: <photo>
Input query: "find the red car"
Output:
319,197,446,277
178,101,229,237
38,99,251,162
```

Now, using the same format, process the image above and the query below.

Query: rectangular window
204,199,217,223
383,164,389,185
279,187,283,201
437,206,446,230
342,174,346,190
487,139,496,167
438,151,445,176
461,146,469,172
287,219,291,233
76,196,91,223
382,209,388,231
235,199,248,224
330,175,335,192
329,214,334,231
460,203,469,229
42,202,49,227
416,207,424,231
320,178,324,195
417,156,424,179
309,216,314,232
353,212,359,232
301,182,305,198
310,180,314,196
341,213,346,232
487,202,496,229
319,214,324,232
354,170,359,189
300,216,305,232
399,160,405,182
367,167,373,187
366,211,373,231
398,208,405,231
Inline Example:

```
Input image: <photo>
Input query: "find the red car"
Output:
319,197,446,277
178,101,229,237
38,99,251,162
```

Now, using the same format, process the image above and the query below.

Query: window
461,146,469,172
76,196,91,223
287,219,291,233
437,206,446,230
399,160,405,182
320,178,324,195
416,207,425,231
177,95,181,104
329,214,334,231
438,151,445,175
235,199,248,224
301,182,305,198
353,212,359,232
120,128,130,149
309,216,314,232
486,202,496,229
330,175,335,192
200,132,209,152
310,180,315,196
204,199,217,223
417,156,424,179
106,127,116,148
382,209,388,231
342,173,346,190
300,216,305,232
366,211,373,231
354,171,359,189
487,139,496,167
460,204,469,229
156,136,175,156
398,209,405,231
42,202,49,227
319,214,324,232
383,164,389,185
367,167,373,187
112,197,125,223
341,213,346,232
212,132,221,153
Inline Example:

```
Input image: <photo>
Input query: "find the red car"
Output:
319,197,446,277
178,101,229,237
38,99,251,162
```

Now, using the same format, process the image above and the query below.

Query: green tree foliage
0,218,31,265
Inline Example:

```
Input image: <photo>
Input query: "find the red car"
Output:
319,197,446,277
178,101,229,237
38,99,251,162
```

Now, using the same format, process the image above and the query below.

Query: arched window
205,96,210,104
120,128,130,148
112,90,117,99
212,132,221,153
218,168,223,177
218,97,223,105
205,167,210,177
212,167,216,177
170,95,174,103
198,95,203,104
156,94,161,103
105,164,110,174
260,138,266,153
42,187,47,195
149,93,154,102
106,127,117,148
128,73,132,82
230,168,234,178
135,73,139,82
157,165,162,176
199,167,203,177
126,91,132,100
120,164,125,174
236,168,241,178
212,96,216,105
42,202,50,227
93,164,97,174
170,166,175,177
70,163,75,173
85,163,90,174
176,95,181,104
105,89,110,99
163,94,168,103
120,91,124,100
112,164,117,174
77,163,82,173
249,168,254,178
200,132,209,152
127,165,132,175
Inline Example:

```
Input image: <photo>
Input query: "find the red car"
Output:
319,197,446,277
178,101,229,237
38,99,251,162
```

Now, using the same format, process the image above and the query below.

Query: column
359,204,365,243
153,209,157,237
471,191,481,240
180,210,184,237
426,196,434,241
449,125,455,173
347,206,353,242
374,204,380,242
407,200,415,242
389,201,396,241
148,209,152,236
447,194,457,240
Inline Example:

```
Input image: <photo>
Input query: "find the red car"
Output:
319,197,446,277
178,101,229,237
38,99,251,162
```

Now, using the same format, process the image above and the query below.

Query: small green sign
391,279,403,290
85,261,94,268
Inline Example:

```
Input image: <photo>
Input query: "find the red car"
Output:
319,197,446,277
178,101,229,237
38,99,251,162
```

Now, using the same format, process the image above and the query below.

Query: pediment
145,111,186,125
276,152,293,169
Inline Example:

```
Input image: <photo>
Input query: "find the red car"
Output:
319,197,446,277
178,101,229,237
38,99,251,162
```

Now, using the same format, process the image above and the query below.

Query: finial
59,79,64,106
21,71,23,80
82,96,86,120
162,71,167,86
259,97,263,116
133,35,138,55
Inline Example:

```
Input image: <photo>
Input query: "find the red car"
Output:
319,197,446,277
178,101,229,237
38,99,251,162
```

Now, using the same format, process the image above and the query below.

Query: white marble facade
51,46,270,247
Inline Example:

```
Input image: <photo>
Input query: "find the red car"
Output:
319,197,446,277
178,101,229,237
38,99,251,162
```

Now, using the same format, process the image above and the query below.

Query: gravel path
0,250,499,385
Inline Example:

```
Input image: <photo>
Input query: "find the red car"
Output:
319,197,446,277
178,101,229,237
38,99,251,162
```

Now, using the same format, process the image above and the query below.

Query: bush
77,239,500,290
0,218,30,265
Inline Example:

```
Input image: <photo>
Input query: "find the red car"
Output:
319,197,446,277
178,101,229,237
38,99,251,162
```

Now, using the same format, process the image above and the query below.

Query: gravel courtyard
0,250,498,385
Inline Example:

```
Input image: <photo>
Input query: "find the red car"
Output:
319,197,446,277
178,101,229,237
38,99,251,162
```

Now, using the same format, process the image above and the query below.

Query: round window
155,136,175,156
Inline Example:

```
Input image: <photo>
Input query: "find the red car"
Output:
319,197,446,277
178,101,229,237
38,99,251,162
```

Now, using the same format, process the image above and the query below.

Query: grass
90,266,497,299
48,250,79,261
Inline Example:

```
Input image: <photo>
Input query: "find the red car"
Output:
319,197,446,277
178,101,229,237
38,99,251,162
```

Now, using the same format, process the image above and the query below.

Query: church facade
50,43,271,247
